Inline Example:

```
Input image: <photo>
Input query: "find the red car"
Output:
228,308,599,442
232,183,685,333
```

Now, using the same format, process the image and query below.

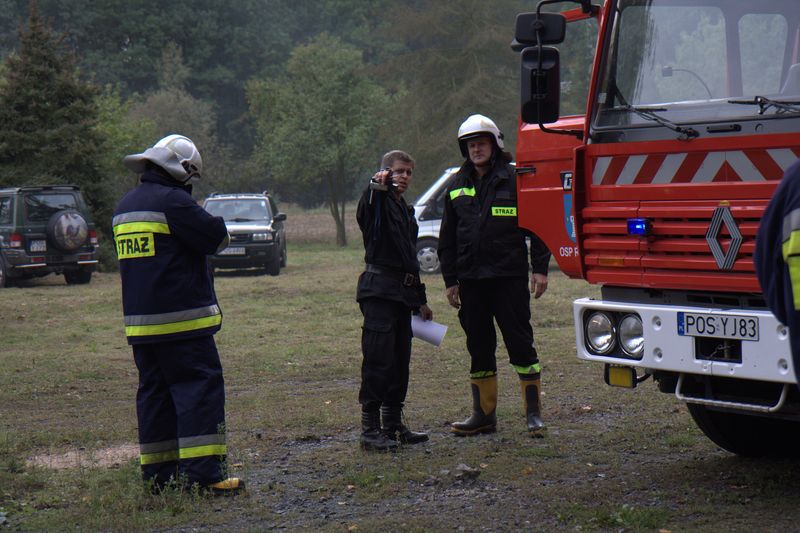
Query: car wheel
280,240,287,267
47,209,89,253
416,238,440,274
266,259,280,276
0,256,7,288
64,268,92,285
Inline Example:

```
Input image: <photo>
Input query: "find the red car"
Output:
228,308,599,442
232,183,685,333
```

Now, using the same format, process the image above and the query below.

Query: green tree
247,33,389,246
129,41,226,198
0,2,104,207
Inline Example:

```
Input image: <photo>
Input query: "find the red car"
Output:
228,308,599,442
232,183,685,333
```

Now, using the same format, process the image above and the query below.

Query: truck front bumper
573,297,794,385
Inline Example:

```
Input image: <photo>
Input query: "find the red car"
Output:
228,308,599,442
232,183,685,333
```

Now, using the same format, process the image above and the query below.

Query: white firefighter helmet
123,134,203,183
457,114,504,157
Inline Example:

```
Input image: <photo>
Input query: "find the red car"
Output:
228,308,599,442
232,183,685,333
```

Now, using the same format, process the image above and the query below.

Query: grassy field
3,213,800,531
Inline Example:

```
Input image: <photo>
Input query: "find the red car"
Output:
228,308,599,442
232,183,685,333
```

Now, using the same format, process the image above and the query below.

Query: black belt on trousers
364,264,419,287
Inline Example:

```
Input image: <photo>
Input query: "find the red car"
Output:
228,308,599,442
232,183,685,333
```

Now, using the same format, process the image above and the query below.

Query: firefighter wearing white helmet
457,113,505,156
123,134,203,183
439,114,551,438
112,135,243,495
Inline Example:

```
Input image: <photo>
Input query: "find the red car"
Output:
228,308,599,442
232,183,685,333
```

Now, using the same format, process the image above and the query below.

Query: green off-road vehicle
0,185,99,287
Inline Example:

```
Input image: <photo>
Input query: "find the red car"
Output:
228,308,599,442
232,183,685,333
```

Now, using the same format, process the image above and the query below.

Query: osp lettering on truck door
116,233,156,259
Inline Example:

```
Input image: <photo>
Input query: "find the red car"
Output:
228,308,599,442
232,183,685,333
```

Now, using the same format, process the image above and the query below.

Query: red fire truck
513,0,800,455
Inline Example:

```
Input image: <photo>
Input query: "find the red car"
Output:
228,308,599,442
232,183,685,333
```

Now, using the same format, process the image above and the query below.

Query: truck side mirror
274,213,287,222
511,13,566,51
520,46,561,124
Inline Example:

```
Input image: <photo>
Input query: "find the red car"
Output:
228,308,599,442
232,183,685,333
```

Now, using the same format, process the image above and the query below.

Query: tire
416,238,440,274
0,256,7,288
280,240,287,267
47,209,89,253
687,403,800,457
266,259,280,276
64,268,92,285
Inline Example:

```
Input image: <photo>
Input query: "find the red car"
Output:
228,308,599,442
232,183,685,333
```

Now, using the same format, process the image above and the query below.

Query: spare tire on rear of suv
47,209,89,253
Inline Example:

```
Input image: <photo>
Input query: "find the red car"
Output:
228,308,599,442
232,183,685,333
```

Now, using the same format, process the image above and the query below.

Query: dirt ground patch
27,444,138,470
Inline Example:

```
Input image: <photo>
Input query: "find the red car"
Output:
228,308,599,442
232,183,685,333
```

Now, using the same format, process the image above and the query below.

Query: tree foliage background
0,0,597,248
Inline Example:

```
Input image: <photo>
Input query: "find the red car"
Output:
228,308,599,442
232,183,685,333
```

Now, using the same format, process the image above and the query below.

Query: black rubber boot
451,375,498,436
381,404,429,444
360,406,399,451
520,374,546,437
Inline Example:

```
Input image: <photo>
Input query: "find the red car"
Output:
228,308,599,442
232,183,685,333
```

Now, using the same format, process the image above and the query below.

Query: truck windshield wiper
621,105,699,141
728,96,800,115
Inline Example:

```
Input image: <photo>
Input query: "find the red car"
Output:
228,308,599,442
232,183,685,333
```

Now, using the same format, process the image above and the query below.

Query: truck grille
581,201,767,293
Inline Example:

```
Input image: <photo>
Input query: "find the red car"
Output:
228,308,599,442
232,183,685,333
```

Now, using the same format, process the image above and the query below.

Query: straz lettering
115,232,155,259
491,206,517,217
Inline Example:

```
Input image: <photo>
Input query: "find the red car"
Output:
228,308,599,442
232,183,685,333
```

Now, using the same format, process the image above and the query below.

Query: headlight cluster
252,232,274,242
584,311,643,358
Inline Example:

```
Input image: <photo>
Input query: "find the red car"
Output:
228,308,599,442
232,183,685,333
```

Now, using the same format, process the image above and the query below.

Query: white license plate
677,312,759,341
30,240,46,252
218,247,245,256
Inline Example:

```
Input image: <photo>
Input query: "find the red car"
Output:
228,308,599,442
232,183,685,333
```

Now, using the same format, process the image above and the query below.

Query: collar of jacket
140,169,193,194
457,158,510,185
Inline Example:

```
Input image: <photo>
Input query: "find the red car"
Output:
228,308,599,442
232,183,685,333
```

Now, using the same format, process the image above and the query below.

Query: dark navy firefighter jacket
113,170,228,345
438,158,551,289
755,159,800,380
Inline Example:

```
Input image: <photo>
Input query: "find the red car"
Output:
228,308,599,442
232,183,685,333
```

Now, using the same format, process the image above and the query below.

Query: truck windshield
594,0,800,132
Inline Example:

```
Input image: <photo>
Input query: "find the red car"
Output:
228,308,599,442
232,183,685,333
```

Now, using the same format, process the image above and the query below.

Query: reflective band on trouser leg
179,444,227,460
450,187,476,200
140,439,179,465
513,363,542,375
470,370,497,379
125,314,222,337
788,257,800,310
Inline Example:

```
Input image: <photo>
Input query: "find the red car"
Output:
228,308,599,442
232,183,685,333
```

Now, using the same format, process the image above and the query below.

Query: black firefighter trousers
458,277,540,375
358,297,413,408
133,335,227,488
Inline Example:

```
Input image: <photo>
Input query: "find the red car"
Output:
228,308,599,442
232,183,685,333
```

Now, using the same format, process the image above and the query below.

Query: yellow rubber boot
208,477,246,495
451,374,498,436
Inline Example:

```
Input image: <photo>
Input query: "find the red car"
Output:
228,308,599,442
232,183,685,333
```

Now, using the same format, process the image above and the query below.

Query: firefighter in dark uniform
113,134,243,493
439,114,551,437
755,158,800,382
356,150,433,451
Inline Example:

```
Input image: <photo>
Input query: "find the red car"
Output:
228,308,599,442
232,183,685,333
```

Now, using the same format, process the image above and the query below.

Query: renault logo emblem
706,205,742,270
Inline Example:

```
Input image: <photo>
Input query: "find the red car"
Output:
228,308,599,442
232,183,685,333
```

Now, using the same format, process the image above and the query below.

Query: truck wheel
64,268,92,285
416,238,440,274
280,240,287,267
687,403,800,457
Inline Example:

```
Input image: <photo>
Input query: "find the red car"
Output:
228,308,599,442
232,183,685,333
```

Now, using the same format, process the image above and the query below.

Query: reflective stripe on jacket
113,171,228,345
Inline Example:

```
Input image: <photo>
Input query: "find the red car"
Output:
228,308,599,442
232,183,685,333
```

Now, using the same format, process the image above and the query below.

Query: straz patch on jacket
115,232,155,259
491,206,517,217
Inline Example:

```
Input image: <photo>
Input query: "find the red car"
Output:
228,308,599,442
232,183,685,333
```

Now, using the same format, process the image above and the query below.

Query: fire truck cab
514,0,800,455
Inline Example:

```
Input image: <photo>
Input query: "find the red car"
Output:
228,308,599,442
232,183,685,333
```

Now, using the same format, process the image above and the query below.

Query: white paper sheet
411,315,447,346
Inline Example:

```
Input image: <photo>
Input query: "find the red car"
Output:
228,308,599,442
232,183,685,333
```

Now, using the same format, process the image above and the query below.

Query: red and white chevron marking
592,148,800,186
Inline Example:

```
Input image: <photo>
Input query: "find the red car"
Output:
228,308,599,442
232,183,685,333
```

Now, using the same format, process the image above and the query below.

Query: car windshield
594,0,800,130
205,199,271,222
24,193,78,222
